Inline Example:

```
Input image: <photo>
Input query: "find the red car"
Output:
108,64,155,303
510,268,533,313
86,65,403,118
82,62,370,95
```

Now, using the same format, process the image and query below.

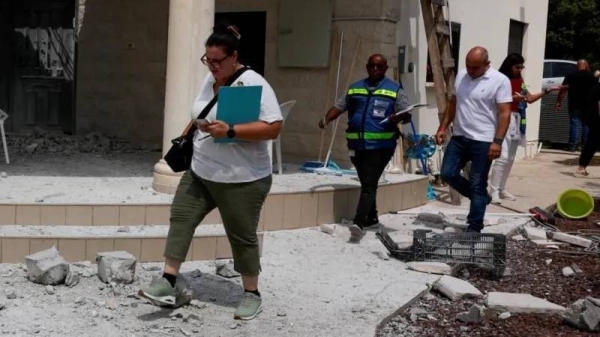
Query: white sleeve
257,78,283,124
496,76,513,104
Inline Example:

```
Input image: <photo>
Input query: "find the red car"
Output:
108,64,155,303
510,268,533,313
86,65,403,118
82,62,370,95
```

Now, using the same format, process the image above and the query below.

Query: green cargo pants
164,170,271,276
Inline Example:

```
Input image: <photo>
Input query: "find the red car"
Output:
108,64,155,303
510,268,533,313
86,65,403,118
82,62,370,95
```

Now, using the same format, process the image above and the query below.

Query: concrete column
152,0,214,194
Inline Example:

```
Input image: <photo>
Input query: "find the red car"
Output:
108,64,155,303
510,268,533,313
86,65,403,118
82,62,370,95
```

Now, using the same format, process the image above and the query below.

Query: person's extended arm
434,95,456,145
525,85,562,104
319,93,347,128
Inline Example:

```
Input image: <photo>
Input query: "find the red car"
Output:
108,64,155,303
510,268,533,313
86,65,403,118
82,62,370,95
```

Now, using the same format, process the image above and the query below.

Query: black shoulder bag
164,66,249,172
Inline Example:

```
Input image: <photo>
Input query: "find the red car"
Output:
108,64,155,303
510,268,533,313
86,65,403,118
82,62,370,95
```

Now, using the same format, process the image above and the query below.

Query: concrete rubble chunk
456,305,482,323
499,312,511,320
562,267,575,277
531,240,570,248
563,298,600,332
65,271,80,287
96,251,137,284
571,264,584,274
417,212,445,224
486,292,566,314
434,275,483,301
523,226,548,240
406,262,452,275
409,307,429,322
511,235,526,241
320,224,336,235
25,246,69,285
6,291,16,300
549,232,592,248
216,260,240,279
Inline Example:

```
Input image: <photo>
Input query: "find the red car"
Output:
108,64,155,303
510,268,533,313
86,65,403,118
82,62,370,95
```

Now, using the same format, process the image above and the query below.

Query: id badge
372,99,390,118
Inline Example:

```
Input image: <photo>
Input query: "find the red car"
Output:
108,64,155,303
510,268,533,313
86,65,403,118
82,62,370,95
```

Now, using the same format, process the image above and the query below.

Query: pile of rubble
5,127,160,156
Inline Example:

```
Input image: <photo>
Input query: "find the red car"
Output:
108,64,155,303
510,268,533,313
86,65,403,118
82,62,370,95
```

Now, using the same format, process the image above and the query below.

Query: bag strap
195,66,250,120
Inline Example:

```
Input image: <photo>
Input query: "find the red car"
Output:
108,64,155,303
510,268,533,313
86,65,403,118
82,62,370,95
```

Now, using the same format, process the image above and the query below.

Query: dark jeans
440,136,492,232
350,148,395,228
569,110,589,150
579,122,600,167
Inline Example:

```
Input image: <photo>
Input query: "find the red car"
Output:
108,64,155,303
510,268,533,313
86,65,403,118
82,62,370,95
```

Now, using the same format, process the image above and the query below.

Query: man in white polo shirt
435,46,512,233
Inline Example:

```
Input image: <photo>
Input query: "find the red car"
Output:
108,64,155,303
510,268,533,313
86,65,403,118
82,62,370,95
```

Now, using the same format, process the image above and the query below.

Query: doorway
0,0,77,134
214,11,267,76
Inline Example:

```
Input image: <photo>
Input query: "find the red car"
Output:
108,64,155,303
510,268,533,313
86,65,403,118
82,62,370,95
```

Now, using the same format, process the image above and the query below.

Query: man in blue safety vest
319,54,411,242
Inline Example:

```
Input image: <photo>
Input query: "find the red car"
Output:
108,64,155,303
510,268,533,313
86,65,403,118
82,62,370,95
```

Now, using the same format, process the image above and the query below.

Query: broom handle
323,36,361,168
318,28,339,162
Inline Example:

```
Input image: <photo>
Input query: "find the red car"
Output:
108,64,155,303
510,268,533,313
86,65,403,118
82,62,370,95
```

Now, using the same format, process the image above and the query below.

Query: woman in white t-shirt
139,24,283,321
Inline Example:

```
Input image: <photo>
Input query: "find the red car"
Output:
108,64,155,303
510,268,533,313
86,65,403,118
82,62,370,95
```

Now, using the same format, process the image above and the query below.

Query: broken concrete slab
531,240,570,248
548,232,592,248
456,305,482,323
406,262,452,275
523,226,548,240
481,221,524,237
486,292,566,314
563,298,600,332
96,251,137,284
434,275,483,301
25,246,69,285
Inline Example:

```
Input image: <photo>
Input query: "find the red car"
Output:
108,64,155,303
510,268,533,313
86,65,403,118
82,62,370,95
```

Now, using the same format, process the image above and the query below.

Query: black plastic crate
377,229,507,276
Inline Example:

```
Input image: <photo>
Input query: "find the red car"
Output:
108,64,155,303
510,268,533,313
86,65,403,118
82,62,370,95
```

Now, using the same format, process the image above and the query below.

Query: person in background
556,59,597,152
138,24,283,321
319,54,411,242
489,53,562,204
575,79,600,177
435,46,512,233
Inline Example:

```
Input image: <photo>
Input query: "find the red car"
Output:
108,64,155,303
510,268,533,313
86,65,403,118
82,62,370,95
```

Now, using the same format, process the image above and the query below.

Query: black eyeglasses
367,63,386,70
201,54,231,67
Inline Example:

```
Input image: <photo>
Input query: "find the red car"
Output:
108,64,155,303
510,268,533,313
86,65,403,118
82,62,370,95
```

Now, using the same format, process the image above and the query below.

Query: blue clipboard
214,85,263,143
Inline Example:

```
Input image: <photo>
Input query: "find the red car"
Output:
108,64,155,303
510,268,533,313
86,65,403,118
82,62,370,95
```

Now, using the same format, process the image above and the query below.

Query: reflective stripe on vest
372,89,397,99
521,118,526,125
346,132,395,140
347,88,369,96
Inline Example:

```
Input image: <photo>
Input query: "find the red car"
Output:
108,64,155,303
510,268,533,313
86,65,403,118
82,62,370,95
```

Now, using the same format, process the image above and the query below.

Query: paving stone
96,251,137,284
406,262,452,275
25,246,69,285
486,292,566,314
433,275,482,301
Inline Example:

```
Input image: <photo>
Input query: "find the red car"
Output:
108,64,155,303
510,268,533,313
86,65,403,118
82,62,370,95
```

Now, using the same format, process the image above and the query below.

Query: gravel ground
377,239,600,337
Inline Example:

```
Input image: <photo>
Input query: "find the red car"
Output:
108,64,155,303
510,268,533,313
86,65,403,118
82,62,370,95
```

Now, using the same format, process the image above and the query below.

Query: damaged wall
75,0,169,147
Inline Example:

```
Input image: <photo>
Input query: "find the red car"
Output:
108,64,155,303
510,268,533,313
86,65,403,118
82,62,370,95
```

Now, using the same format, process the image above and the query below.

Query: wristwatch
227,125,236,139
493,137,504,145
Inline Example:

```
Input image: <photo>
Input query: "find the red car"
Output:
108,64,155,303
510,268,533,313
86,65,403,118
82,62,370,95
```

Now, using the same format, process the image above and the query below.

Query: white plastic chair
0,109,8,164
270,100,297,175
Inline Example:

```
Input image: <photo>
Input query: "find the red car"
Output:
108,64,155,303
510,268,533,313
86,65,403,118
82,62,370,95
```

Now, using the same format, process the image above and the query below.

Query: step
0,177,429,229
0,225,262,264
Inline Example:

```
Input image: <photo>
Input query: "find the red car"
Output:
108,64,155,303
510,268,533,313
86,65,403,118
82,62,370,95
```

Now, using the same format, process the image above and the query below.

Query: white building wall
397,0,549,172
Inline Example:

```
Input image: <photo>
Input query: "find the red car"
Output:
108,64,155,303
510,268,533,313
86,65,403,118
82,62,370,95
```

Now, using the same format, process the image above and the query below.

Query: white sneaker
499,190,517,201
490,191,501,205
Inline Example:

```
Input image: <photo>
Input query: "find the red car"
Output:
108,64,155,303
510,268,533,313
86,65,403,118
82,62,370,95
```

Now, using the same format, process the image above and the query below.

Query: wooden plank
420,0,462,205
435,23,449,36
